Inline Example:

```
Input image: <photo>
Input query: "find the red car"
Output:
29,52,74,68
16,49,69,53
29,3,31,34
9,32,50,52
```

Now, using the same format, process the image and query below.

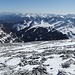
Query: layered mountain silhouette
1,13,75,43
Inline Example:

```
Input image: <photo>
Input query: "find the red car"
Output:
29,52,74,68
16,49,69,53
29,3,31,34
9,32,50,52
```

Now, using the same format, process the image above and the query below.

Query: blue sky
0,0,75,14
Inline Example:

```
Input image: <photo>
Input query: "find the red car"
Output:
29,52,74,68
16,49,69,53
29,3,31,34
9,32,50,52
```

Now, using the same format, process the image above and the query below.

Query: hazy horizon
0,0,75,15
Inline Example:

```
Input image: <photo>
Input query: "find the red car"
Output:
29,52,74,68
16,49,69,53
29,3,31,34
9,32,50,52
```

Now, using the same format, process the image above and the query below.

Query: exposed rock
57,70,68,75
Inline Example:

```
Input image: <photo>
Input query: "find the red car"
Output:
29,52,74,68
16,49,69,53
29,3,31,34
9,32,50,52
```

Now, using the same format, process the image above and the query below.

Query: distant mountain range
1,12,75,43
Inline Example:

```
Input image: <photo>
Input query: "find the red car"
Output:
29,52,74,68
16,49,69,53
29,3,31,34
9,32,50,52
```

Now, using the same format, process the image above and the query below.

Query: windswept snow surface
0,39,75,75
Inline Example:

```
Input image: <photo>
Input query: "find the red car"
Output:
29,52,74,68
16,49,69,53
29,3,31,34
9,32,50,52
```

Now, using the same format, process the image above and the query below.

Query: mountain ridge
1,13,75,43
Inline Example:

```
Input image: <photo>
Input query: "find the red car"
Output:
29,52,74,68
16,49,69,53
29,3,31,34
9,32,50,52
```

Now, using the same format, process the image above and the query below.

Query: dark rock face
21,27,68,42
0,23,68,43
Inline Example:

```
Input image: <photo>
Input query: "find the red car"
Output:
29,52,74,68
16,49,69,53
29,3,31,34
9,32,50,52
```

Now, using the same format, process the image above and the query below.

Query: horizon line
0,12,75,15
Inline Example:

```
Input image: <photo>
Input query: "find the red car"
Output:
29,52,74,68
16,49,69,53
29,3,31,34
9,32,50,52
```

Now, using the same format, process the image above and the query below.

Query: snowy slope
0,24,21,43
0,39,75,75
